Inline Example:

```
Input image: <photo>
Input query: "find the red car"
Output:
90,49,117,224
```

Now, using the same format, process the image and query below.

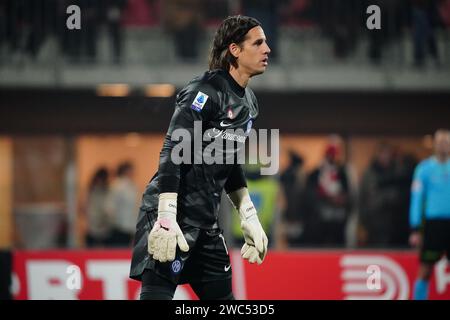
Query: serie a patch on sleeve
191,91,209,112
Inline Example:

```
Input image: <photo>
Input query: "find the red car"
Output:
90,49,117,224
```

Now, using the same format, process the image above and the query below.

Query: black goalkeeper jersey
139,69,259,229
130,69,259,280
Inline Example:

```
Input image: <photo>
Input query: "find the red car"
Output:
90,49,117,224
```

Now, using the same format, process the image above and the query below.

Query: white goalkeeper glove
148,193,189,262
228,188,268,264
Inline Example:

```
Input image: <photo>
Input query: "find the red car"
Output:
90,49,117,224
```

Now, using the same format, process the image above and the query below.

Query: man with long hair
129,15,271,300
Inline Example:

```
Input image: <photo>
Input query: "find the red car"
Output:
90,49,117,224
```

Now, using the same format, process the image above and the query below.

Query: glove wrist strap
239,203,257,222
158,192,177,219
227,188,257,222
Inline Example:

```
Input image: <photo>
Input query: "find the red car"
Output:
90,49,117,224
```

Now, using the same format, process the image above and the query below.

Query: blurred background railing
1,0,450,89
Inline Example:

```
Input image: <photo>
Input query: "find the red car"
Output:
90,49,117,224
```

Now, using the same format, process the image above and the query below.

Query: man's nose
264,43,271,54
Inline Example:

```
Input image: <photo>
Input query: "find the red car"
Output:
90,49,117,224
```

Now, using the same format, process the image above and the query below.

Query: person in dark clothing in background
303,141,352,247
359,143,400,247
280,150,306,247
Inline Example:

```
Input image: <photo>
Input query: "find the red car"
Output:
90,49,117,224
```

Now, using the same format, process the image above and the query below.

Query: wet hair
209,15,261,71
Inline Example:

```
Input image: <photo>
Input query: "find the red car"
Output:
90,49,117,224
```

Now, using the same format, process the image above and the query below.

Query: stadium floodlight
144,84,176,98
96,84,130,97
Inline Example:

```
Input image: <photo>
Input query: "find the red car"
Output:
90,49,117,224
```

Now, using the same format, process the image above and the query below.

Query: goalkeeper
129,15,271,300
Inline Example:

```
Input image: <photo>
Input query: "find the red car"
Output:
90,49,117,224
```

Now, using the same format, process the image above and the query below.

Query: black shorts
420,219,450,263
144,223,232,285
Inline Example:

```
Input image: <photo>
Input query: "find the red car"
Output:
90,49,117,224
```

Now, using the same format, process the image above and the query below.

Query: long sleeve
158,85,217,193
224,164,248,195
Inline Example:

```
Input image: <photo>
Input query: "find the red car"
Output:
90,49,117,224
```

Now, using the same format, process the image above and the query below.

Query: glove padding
240,216,268,264
228,187,268,265
147,193,189,262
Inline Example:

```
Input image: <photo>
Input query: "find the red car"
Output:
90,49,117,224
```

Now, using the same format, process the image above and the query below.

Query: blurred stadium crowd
7,133,434,252
1,0,449,67
241,136,417,250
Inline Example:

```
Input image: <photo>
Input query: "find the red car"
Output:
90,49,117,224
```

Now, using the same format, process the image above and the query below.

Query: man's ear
229,43,241,58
